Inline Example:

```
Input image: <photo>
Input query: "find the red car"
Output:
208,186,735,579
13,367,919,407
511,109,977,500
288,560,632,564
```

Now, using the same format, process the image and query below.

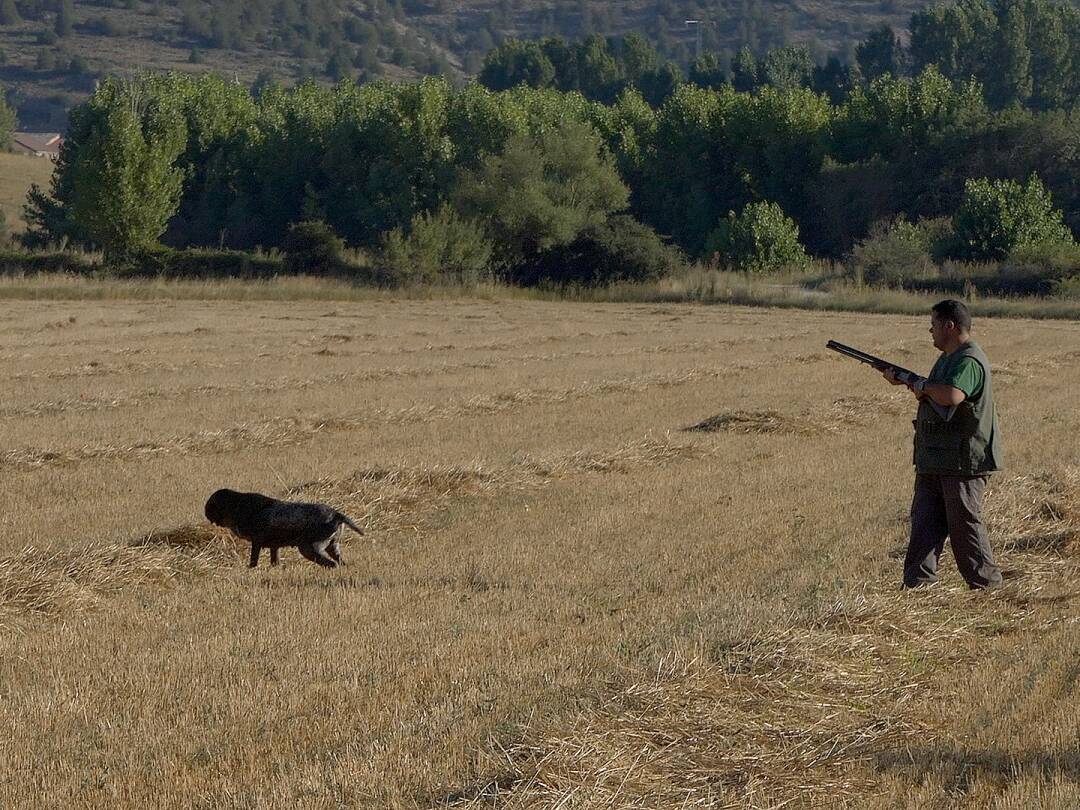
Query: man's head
929,299,972,352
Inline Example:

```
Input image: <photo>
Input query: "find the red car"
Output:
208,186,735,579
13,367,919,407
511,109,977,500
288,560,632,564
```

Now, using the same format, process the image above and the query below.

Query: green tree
726,86,832,226
320,78,456,247
706,200,809,272
731,45,758,92
986,3,1032,109
688,53,727,90
55,0,74,38
0,0,19,25
326,48,353,81
614,33,658,81
909,0,998,83
0,85,15,150
576,35,623,102
635,61,681,107
833,67,987,165
951,173,1073,260
856,24,904,81
478,40,556,91
66,78,187,258
452,117,630,272
1027,1,1071,110
539,36,582,92
760,45,813,91
812,54,855,104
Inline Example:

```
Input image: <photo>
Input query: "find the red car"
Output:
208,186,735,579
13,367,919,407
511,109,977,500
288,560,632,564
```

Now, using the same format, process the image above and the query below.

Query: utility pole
685,19,703,62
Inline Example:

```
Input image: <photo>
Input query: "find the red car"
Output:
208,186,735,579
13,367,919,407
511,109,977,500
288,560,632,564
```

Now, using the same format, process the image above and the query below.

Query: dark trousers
904,473,1003,589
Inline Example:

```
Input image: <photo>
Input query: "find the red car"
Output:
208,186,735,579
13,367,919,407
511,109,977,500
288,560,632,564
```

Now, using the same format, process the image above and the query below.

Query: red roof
12,132,63,155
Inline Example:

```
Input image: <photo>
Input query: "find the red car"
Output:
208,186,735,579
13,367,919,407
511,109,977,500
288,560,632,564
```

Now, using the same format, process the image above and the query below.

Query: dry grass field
1,294,1079,808
0,151,55,234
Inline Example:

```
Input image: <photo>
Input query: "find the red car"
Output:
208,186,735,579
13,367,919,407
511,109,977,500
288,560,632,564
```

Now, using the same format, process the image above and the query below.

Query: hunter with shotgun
828,300,1003,590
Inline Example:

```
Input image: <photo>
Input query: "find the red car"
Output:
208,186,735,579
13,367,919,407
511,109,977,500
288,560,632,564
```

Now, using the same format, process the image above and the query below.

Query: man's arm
917,380,967,407
882,369,966,405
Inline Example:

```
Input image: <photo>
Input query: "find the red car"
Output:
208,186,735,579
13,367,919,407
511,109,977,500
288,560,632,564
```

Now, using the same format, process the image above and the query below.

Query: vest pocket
919,434,965,471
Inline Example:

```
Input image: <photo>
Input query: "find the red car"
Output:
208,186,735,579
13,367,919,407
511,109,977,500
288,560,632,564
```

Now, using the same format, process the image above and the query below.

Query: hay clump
0,540,227,625
985,468,1080,557
516,438,704,477
685,409,818,435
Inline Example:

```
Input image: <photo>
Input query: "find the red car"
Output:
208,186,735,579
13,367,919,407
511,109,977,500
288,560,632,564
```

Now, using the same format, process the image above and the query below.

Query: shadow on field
874,746,1080,788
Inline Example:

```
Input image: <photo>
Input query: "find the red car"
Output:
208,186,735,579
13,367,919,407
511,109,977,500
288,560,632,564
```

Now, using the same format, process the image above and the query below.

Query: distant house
11,132,63,159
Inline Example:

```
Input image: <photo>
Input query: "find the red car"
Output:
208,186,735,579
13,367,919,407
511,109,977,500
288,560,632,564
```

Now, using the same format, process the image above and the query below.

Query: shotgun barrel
825,340,920,384
826,339,955,421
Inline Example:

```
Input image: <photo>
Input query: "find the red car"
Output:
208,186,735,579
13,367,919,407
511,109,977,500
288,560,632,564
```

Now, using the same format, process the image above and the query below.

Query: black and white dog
205,489,364,568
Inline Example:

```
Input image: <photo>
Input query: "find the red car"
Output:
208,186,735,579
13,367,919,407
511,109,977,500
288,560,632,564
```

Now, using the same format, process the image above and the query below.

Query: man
883,299,1003,589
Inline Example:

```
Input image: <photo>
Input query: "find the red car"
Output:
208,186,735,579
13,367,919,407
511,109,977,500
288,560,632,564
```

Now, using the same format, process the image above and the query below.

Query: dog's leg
270,546,280,566
309,539,338,568
298,542,335,567
327,536,344,565
249,543,262,568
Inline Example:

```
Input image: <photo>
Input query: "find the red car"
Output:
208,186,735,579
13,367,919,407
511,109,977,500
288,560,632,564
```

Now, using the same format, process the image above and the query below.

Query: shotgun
826,340,955,421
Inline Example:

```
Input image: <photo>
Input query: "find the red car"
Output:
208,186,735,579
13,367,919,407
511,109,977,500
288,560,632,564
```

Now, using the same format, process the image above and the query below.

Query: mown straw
0,538,232,626
2,365,761,472
445,466,1080,808
0,437,708,625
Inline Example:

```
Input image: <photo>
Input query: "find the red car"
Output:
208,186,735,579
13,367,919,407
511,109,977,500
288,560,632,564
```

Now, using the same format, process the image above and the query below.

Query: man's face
929,313,951,350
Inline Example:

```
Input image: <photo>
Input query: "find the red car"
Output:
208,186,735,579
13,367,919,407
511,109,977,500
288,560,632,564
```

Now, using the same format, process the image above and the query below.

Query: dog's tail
336,512,365,536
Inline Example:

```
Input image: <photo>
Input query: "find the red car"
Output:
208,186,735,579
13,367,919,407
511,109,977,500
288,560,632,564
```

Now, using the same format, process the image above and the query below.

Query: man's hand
882,368,906,386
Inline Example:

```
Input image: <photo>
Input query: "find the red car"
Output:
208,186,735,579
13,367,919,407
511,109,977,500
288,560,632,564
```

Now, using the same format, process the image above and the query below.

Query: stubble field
1,296,1079,808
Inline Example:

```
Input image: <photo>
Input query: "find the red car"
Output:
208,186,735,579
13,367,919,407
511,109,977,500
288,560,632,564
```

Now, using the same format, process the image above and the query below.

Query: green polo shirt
928,354,984,399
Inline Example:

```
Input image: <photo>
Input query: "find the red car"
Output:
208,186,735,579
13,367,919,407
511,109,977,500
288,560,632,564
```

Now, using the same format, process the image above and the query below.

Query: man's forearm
913,380,966,407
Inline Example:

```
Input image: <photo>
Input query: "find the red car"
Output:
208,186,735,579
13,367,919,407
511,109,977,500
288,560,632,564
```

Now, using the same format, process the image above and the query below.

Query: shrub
1054,276,1080,299
1001,240,1080,278
951,174,1074,262
705,201,809,273
282,221,345,275
377,206,493,285
0,250,100,276
514,215,684,286
847,217,949,287
125,247,282,279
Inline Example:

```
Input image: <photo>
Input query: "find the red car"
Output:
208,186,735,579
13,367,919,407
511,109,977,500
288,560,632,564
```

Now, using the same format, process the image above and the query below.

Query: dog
204,488,364,568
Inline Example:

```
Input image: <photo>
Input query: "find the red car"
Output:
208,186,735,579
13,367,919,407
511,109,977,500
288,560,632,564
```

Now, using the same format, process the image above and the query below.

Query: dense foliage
951,174,1074,261
22,62,1080,282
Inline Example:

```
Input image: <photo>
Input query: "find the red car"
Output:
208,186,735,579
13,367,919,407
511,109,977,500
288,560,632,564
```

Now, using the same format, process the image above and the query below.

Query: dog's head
205,488,245,529
205,488,280,531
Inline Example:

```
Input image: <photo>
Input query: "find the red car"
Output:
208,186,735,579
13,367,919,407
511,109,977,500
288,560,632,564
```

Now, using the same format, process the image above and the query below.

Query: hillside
0,0,928,129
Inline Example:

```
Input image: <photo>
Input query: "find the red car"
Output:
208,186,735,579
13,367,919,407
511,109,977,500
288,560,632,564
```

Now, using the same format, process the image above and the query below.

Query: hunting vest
913,341,1002,475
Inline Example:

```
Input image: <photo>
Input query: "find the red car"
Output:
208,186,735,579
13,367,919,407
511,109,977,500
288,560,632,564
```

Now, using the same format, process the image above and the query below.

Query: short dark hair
932,299,971,331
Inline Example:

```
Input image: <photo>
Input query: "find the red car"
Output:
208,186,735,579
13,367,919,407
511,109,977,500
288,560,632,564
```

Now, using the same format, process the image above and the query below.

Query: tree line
21,62,1078,281
480,0,1080,112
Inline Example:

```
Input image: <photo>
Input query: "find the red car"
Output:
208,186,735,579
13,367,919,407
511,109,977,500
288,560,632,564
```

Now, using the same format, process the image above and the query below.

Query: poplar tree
67,78,187,258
